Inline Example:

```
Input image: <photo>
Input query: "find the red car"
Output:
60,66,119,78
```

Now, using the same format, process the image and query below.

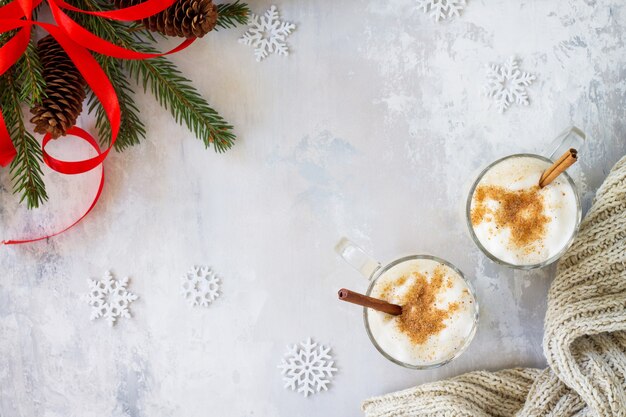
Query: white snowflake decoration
85,271,137,326
239,5,296,62
181,266,221,307
417,0,466,22
486,57,536,113
278,338,337,397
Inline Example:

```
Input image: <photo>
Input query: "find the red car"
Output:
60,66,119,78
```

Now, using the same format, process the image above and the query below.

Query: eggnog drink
367,258,477,367
468,155,579,267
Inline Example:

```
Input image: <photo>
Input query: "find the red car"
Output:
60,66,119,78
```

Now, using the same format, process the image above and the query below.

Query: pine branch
71,0,236,152
15,40,46,106
88,56,147,150
216,1,249,30
70,0,146,150
125,51,236,152
0,72,48,208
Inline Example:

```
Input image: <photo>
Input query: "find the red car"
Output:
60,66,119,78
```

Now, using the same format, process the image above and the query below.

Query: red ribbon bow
0,0,194,244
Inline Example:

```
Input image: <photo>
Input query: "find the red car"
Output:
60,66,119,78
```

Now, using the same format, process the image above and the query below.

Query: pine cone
30,36,86,139
116,0,218,38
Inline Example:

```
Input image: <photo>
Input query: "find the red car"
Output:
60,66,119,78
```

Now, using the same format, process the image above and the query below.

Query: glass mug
466,126,585,269
335,238,479,369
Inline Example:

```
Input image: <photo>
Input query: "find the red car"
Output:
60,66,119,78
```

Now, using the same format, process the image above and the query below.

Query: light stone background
1,1,625,416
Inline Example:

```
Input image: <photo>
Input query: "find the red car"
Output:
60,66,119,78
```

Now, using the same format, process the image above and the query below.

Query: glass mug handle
543,126,586,161
335,237,381,280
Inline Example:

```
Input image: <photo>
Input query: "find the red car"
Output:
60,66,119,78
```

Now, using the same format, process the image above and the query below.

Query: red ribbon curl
0,0,195,244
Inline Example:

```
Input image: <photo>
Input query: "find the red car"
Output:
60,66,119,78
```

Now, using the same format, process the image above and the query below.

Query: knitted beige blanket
363,155,626,417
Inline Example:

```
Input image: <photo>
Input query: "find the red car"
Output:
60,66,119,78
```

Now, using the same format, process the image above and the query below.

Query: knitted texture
363,155,626,417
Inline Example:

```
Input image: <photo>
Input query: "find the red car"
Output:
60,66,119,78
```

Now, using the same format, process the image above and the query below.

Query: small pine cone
116,0,218,39
30,36,86,139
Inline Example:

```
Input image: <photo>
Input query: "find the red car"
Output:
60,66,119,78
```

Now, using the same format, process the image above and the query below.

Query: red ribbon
4,128,105,244
0,0,195,244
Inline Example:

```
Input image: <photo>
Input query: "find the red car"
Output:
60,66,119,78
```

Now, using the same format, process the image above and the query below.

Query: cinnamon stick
338,288,402,316
539,149,578,188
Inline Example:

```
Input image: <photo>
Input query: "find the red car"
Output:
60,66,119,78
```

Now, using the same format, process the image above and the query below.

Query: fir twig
88,56,147,150
0,72,48,208
71,0,236,152
15,40,46,106
216,1,249,30
126,51,236,152
70,0,147,150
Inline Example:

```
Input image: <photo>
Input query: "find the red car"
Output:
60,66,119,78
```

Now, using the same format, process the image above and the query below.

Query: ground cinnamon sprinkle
379,275,408,299
471,184,550,249
379,282,392,300
396,267,459,345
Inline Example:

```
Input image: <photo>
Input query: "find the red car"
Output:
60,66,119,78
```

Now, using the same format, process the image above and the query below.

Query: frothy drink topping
469,156,578,266
471,185,550,249
380,267,460,344
368,259,476,366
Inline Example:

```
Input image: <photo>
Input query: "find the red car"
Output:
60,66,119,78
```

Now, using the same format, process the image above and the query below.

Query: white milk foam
470,156,578,266
367,259,476,366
